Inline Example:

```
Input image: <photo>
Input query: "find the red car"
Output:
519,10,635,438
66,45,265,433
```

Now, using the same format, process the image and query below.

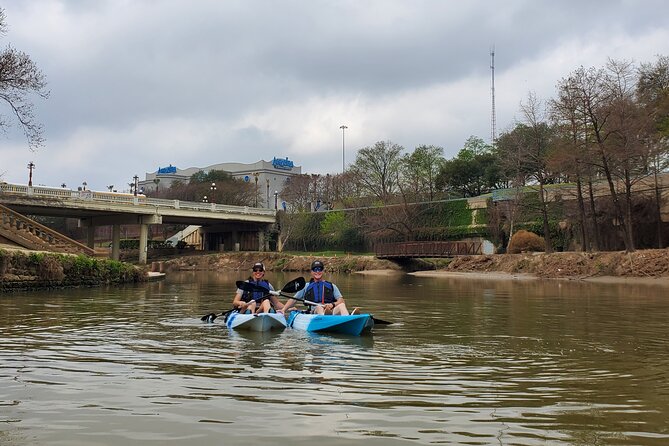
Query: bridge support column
258,230,265,252
138,223,149,265
86,226,95,249
111,224,120,261
232,231,239,251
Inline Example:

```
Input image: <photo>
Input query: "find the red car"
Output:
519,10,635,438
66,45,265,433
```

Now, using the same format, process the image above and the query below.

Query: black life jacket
241,278,270,302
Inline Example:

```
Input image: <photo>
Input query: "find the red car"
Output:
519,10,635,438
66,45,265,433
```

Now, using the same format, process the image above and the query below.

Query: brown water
1,271,668,445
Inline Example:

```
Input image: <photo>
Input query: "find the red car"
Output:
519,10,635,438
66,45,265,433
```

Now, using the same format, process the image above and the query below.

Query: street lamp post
339,125,348,173
133,175,139,196
274,191,278,210
210,182,216,203
266,179,270,209
253,172,260,207
27,162,35,187
107,185,114,192
202,195,208,203
82,181,87,191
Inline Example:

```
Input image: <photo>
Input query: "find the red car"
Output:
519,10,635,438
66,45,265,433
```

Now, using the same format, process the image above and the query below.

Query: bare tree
0,8,49,150
349,140,404,204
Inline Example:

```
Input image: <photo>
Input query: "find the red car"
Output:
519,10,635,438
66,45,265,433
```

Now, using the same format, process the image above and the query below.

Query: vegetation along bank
0,249,146,292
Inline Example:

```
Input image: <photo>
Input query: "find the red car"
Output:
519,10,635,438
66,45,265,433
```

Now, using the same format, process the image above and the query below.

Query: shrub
508,230,545,254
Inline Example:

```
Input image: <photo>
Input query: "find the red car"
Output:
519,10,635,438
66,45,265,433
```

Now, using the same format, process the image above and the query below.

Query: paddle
277,289,393,325
201,277,306,323
235,276,306,296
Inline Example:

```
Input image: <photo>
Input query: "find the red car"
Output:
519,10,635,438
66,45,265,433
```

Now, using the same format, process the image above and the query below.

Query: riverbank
161,251,402,273
0,248,146,292
412,248,669,285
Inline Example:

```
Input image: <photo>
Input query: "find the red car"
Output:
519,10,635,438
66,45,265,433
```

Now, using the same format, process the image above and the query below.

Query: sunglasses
252,268,264,272
311,267,323,272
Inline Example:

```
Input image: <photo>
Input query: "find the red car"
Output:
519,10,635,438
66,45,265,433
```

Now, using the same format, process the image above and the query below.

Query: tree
436,136,502,198
400,144,444,201
0,8,49,150
349,140,404,204
637,55,669,247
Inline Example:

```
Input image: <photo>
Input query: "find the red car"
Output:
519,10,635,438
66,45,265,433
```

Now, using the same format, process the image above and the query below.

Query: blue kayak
286,311,374,336
225,312,287,331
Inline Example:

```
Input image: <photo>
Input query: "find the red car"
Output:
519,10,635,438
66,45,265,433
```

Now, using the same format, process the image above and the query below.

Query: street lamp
274,190,278,210
339,125,348,173
61,183,67,189
210,182,216,203
202,195,208,203
252,172,260,207
133,175,139,196
27,162,35,186
266,178,270,209
82,181,87,191
107,185,114,192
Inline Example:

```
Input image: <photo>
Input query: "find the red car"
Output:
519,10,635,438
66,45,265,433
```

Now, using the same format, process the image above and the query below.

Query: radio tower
490,45,497,144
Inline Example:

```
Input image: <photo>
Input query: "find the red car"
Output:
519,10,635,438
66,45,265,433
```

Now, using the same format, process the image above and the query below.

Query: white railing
0,182,275,217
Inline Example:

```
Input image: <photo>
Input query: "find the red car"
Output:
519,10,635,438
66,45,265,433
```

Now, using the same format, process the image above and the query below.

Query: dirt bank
440,248,669,280
162,251,401,274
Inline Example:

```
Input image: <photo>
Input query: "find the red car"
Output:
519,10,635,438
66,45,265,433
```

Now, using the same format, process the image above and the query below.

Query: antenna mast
490,45,497,144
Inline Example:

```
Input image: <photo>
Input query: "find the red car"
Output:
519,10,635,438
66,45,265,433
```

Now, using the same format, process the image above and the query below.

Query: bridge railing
0,183,274,217
375,241,483,258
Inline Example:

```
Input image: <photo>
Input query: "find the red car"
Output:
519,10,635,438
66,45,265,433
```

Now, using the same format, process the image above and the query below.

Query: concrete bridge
0,182,276,264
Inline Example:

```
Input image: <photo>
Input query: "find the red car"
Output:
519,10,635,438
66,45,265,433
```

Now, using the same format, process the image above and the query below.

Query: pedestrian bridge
0,182,276,263
375,241,483,259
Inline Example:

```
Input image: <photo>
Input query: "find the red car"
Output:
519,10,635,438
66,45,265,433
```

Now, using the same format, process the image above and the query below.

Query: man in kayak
280,260,350,315
232,262,284,314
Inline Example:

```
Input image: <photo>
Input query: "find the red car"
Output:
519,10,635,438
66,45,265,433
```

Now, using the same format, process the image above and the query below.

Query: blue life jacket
304,280,336,304
241,279,270,302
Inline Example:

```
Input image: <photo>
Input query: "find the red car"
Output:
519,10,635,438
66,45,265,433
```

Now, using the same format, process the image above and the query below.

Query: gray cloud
1,0,668,191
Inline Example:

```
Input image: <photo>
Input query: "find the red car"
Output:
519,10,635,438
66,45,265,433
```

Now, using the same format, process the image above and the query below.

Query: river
1,271,668,445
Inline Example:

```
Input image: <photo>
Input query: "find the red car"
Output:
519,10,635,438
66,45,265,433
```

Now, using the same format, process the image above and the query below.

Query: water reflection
1,271,669,445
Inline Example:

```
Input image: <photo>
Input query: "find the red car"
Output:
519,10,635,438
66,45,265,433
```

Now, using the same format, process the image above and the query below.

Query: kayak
225,312,287,331
286,311,374,336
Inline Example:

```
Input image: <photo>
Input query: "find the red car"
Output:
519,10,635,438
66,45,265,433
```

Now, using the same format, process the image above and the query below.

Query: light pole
339,125,347,173
132,175,139,196
210,182,216,203
202,195,208,203
82,181,87,191
253,172,259,207
61,183,66,189
27,162,35,186
107,185,114,192
266,178,270,209
274,190,278,210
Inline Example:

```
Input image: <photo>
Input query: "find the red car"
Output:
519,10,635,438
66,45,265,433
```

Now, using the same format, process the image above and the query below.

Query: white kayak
225,312,287,332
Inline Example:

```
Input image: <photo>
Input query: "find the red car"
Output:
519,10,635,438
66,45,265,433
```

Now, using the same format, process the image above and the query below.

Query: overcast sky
1,0,668,192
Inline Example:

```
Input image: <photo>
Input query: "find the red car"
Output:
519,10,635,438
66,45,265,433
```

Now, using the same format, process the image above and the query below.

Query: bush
508,230,545,254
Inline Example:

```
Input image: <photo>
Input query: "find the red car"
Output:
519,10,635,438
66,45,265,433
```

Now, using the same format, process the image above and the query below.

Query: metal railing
0,183,275,217
375,241,483,258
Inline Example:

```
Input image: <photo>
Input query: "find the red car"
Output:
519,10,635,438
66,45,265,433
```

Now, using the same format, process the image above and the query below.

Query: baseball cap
311,260,324,271
252,262,265,271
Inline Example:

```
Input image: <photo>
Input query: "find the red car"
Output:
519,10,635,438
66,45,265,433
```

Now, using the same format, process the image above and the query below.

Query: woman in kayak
232,262,284,314
280,260,350,315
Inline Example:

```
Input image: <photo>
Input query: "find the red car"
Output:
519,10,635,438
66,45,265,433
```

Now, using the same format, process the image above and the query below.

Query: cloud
1,0,669,191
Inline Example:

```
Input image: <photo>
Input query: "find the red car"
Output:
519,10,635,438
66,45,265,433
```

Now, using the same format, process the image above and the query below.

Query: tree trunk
587,180,601,251
575,172,589,251
654,167,664,248
539,183,554,253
